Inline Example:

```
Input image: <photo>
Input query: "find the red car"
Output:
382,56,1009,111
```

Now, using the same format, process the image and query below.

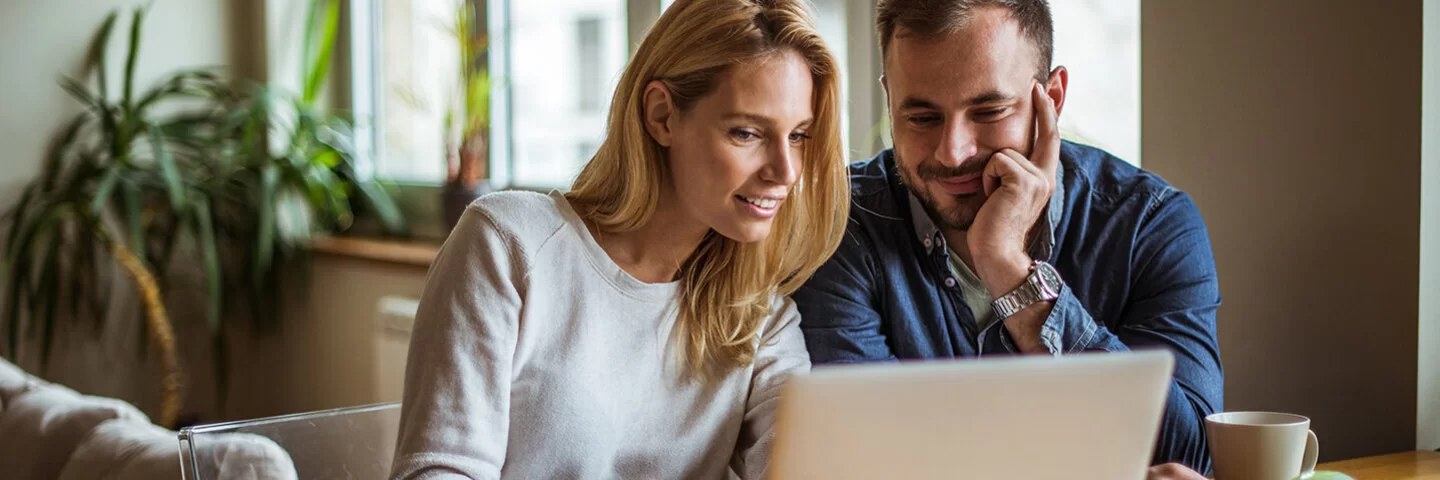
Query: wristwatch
991,260,1064,320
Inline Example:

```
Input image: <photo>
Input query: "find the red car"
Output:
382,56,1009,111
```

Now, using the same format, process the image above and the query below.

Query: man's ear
1045,66,1069,118
643,80,676,147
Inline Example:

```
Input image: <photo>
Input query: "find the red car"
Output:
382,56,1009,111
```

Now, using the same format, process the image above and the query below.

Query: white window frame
345,0,879,190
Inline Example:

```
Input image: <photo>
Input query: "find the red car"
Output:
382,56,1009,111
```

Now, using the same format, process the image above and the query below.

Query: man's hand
966,82,1061,352
1147,463,1207,480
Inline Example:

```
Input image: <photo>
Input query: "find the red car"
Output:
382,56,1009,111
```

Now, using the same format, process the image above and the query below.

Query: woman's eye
788,132,811,144
730,129,759,141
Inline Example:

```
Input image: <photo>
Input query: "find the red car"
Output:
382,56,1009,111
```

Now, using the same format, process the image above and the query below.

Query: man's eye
908,115,941,126
974,108,1008,120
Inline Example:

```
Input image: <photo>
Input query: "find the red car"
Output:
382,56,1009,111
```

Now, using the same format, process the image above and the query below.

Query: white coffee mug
1206,411,1319,480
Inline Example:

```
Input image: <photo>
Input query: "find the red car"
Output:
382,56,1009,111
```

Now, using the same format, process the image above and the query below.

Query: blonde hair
566,0,848,382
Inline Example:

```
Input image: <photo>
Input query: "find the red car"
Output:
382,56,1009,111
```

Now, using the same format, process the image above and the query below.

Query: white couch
0,357,297,480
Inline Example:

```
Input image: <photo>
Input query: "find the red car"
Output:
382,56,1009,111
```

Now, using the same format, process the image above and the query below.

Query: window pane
1052,0,1140,165
507,0,628,189
375,0,463,183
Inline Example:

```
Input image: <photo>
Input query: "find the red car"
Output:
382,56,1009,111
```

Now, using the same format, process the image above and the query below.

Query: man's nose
934,120,979,168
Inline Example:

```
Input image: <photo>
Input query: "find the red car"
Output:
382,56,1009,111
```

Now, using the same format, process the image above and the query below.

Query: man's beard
894,148,989,231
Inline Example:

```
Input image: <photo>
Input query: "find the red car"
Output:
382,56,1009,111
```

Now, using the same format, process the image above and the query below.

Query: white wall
1420,0,1440,452
0,0,260,421
1143,0,1423,461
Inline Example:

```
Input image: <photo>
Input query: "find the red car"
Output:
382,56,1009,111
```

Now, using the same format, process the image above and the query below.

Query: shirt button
923,238,933,248
945,277,957,288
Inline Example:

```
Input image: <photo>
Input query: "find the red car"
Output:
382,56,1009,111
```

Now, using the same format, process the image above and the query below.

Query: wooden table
1316,451,1440,479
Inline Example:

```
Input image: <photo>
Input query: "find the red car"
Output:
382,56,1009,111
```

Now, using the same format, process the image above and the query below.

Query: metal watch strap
991,260,1063,320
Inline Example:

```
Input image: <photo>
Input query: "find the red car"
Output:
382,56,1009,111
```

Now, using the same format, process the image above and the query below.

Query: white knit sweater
390,191,810,480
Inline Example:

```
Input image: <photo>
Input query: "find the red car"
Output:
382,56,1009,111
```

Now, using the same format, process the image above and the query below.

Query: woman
389,0,847,478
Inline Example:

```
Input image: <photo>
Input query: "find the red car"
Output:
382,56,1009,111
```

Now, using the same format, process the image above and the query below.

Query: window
368,0,463,183
576,17,606,113
351,0,1140,193
507,1,627,188
1051,0,1141,165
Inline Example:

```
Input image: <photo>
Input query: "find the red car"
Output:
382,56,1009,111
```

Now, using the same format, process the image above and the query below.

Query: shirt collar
908,162,1066,262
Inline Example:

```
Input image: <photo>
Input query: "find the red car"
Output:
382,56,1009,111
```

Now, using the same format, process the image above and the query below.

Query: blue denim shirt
793,142,1224,472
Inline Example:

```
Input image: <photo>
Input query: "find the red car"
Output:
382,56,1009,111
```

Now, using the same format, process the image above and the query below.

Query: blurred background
0,0,1434,465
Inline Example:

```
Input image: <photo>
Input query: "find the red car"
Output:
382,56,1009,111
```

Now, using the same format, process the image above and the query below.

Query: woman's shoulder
459,190,571,252
764,293,801,331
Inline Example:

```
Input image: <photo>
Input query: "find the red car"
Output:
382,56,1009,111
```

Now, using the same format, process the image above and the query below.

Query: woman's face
652,51,815,244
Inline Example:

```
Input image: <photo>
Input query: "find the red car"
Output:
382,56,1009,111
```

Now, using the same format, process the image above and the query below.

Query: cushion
0,356,35,408
55,417,299,480
57,419,181,480
0,383,149,479
191,432,298,480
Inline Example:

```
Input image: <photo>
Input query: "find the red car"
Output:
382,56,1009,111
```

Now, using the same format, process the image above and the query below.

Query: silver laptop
769,350,1175,480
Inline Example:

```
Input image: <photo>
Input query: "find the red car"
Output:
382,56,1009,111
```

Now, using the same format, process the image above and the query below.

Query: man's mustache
914,155,990,180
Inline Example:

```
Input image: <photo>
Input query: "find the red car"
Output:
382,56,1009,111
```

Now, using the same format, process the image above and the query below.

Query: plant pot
443,135,491,232
442,179,492,232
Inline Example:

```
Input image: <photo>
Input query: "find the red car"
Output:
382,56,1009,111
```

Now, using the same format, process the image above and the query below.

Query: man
792,0,1222,476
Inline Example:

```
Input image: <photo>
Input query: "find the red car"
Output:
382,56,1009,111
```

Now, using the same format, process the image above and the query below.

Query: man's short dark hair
876,0,1053,81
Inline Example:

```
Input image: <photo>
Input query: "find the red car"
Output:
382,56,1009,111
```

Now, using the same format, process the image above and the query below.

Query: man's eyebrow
966,90,1016,106
898,97,941,111
898,91,1017,111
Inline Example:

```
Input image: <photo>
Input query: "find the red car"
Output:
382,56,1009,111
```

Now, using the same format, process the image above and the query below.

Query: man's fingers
998,148,1042,176
984,150,1024,197
1146,463,1207,480
1031,82,1061,176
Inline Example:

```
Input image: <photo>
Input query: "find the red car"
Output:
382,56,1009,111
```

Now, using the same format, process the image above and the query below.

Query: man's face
883,7,1061,231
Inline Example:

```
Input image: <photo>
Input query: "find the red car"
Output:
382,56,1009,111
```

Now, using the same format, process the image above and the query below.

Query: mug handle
1300,429,1320,476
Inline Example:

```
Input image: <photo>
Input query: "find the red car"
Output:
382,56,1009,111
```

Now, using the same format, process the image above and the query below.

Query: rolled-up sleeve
982,190,1223,472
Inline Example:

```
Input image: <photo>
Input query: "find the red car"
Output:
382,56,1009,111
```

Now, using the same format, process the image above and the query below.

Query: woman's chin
712,222,773,244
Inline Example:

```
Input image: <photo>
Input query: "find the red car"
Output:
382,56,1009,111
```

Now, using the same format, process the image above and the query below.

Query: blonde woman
389,0,847,478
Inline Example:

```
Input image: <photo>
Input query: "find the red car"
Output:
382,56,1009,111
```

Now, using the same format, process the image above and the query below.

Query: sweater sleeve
391,207,527,480
731,298,812,480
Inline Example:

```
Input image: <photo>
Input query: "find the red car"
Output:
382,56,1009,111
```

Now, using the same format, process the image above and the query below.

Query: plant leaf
41,115,91,191
89,165,123,216
135,70,227,116
192,196,222,332
6,198,62,264
254,164,278,290
5,250,30,358
302,0,339,104
122,5,146,112
121,180,147,260
147,123,186,210
351,179,407,234
59,76,104,112
87,11,119,103
314,149,340,168
20,207,68,367
35,232,62,368
3,185,39,258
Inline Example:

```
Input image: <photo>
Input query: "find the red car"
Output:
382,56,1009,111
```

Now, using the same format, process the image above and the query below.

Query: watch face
1035,262,1063,296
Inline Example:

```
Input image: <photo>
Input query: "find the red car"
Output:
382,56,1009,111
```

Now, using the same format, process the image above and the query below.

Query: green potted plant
442,0,492,230
1,1,404,427
1,6,227,427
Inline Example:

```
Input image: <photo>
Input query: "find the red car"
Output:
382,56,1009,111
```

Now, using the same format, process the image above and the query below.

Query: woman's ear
643,80,676,147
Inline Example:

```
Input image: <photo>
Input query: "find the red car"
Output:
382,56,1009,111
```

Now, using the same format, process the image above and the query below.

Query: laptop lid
769,350,1175,480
